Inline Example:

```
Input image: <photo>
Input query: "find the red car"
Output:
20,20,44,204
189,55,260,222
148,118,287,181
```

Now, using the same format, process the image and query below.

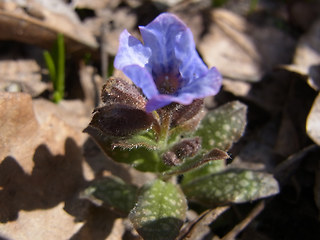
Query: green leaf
112,131,159,150
182,169,279,206
181,101,247,183
81,176,138,215
109,147,168,172
181,159,226,184
84,126,168,172
129,179,187,240
44,33,65,103
55,33,65,97
194,101,247,151
43,50,56,84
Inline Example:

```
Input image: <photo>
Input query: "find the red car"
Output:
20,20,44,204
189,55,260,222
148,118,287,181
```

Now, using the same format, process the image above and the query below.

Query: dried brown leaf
178,206,229,240
0,93,89,238
307,93,320,146
0,0,98,52
199,9,295,82
0,59,48,97
72,0,120,9
0,203,83,240
284,18,320,90
221,201,265,240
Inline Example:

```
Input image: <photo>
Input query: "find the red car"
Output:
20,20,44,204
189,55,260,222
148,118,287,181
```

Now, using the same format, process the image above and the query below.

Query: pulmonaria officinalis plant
84,13,279,240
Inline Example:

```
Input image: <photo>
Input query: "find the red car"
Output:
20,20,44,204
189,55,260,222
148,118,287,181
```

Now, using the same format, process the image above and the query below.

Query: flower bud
172,137,202,159
162,137,202,166
162,151,181,166
171,99,204,127
88,104,154,137
101,77,146,110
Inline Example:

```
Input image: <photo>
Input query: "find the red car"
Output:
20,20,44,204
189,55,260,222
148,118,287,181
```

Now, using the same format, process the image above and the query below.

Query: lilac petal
121,65,158,99
139,13,188,76
179,67,222,99
146,95,175,112
146,67,222,112
114,30,151,70
147,94,193,112
174,25,208,83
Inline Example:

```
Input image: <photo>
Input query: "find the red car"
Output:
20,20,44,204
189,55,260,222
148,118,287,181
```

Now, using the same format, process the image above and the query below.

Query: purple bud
162,151,181,166
172,137,202,159
171,99,205,127
162,137,202,166
89,104,154,137
101,77,146,110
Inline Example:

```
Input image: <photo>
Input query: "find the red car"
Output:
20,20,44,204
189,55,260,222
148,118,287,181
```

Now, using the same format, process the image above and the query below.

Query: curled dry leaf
199,9,295,82
274,73,316,157
0,0,98,52
0,92,89,238
307,93,320,146
284,18,320,90
178,206,229,240
83,5,136,57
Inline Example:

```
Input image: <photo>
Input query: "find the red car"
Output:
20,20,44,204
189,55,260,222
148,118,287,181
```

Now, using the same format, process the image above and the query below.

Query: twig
220,201,265,240
178,206,229,240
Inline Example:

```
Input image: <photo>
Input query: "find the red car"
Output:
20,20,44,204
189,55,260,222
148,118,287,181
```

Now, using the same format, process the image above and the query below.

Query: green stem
249,0,258,13
159,110,172,147
53,33,65,103
43,51,56,88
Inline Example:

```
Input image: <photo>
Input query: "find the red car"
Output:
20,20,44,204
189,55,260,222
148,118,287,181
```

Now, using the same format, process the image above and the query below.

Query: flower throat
156,73,180,95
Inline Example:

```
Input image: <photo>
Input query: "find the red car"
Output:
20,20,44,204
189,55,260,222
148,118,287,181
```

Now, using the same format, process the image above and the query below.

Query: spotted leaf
81,176,138,215
182,169,279,206
84,125,167,172
194,101,247,151
129,179,187,240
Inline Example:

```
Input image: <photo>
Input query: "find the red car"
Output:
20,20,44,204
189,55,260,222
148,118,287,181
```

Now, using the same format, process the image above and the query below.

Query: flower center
156,73,180,95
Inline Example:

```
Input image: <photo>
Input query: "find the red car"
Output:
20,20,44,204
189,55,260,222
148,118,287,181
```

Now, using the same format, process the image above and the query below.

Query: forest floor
0,0,320,239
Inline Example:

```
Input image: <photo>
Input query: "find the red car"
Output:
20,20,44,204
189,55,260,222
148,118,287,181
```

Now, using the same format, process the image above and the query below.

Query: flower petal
139,13,188,77
147,94,193,112
174,26,208,84
146,95,174,112
122,65,158,99
146,67,222,112
114,30,151,70
178,67,222,99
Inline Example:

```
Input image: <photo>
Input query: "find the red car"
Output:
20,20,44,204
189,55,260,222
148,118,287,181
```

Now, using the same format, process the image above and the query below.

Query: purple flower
114,13,222,112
